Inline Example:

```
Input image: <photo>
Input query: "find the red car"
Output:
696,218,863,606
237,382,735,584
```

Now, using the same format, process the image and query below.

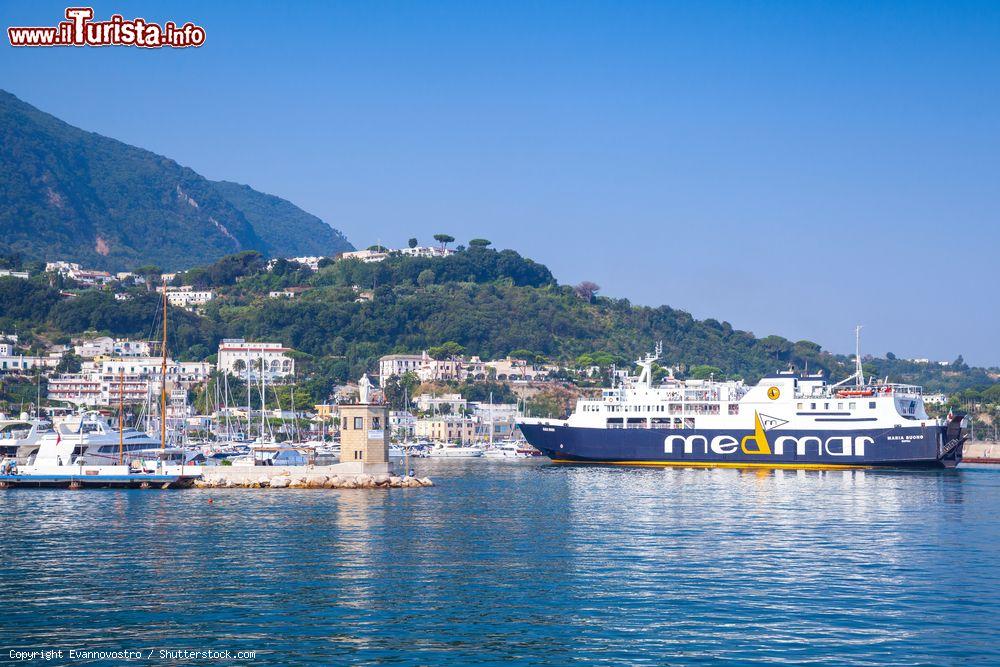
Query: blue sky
3,1,998,366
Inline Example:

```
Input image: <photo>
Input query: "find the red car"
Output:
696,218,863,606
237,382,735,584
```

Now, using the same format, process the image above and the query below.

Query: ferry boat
519,343,967,469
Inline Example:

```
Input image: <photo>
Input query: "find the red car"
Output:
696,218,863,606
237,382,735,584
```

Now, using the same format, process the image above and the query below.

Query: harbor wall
963,441,1000,463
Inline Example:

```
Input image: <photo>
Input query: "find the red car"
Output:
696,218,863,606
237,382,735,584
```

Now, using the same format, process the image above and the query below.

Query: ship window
838,402,844,410
849,402,856,410
824,403,829,410
810,403,816,410
797,403,803,409
869,402,876,409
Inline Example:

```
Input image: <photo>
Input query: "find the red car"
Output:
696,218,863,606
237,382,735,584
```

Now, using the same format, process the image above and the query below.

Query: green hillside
1,247,995,410
210,181,352,258
0,90,352,271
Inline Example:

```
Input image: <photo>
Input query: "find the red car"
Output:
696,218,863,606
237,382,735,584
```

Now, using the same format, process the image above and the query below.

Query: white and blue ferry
519,344,967,469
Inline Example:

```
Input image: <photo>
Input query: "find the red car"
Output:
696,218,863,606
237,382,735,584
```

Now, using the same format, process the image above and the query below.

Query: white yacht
426,442,485,458
483,440,542,459
0,414,52,463
25,412,191,467
229,444,310,466
3,413,201,488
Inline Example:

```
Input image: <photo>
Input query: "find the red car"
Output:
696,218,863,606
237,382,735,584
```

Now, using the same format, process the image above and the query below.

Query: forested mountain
210,181,352,258
1,246,995,407
0,90,352,271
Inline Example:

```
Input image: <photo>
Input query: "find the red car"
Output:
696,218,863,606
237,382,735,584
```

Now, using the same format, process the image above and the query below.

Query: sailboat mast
161,279,168,451
119,369,124,465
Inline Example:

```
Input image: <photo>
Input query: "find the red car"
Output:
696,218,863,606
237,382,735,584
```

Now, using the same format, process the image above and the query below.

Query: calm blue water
1,462,998,665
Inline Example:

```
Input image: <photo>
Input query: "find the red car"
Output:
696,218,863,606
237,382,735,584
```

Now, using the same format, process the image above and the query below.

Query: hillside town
0,327,565,446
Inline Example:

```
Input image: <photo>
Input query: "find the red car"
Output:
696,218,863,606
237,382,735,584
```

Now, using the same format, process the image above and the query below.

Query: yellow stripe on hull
549,459,871,470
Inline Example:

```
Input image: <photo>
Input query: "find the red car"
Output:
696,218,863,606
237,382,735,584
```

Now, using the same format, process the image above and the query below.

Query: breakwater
195,466,433,489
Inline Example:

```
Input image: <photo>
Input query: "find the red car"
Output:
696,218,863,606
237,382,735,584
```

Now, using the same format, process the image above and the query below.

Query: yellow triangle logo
740,411,772,455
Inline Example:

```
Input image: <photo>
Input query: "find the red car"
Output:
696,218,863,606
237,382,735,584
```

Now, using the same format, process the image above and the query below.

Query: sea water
1,462,998,665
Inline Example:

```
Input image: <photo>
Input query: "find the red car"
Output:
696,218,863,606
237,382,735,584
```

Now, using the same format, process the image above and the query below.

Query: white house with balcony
217,339,295,383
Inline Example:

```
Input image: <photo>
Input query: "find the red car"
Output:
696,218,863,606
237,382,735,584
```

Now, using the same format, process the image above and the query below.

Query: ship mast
854,325,863,387
160,278,168,452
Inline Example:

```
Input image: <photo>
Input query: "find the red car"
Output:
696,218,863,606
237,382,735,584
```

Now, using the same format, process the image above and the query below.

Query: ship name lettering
665,434,874,457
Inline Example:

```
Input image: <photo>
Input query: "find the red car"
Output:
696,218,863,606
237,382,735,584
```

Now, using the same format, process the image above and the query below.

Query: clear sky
3,1,998,366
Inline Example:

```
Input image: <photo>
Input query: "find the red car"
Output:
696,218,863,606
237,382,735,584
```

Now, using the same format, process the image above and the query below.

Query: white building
0,269,29,279
47,358,212,407
47,373,102,405
398,246,455,259
45,262,113,286
922,393,949,406
217,339,295,383
484,357,549,381
45,261,79,274
268,287,310,299
379,354,424,384
0,353,61,374
414,393,468,415
292,256,324,270
74,336,153,359
157,285,214,309
340,249,389,263
389,410,417,440
415,416,478,444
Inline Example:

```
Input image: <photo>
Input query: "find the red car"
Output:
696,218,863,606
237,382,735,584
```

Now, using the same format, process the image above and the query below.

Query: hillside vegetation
1,246,995,409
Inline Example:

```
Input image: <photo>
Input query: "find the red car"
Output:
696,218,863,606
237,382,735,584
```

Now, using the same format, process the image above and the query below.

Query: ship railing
883,383,922,396
795,383,923,399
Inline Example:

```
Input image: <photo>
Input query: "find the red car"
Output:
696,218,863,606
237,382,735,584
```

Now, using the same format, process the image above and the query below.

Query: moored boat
426,442,484,458
483,440,542,459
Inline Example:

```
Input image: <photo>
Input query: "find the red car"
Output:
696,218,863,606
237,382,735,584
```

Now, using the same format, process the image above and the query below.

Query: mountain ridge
0,89,352,271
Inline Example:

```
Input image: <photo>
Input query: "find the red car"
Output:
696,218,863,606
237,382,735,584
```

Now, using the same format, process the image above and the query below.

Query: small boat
426,442,484,458
229,444,310,466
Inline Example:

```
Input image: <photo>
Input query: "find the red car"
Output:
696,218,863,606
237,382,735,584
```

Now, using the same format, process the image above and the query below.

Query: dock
0,472,197,489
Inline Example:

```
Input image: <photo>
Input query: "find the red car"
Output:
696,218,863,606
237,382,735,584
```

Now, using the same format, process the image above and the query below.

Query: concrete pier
961,442,1000,467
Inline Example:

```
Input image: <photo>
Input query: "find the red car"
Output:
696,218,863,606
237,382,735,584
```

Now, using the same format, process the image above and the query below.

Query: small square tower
339,403,389,465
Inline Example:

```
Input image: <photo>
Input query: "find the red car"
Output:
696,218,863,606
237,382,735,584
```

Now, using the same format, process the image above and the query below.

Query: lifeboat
836,389,875,397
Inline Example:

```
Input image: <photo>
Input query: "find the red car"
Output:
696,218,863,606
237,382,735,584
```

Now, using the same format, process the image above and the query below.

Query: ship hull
519,423,962,469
